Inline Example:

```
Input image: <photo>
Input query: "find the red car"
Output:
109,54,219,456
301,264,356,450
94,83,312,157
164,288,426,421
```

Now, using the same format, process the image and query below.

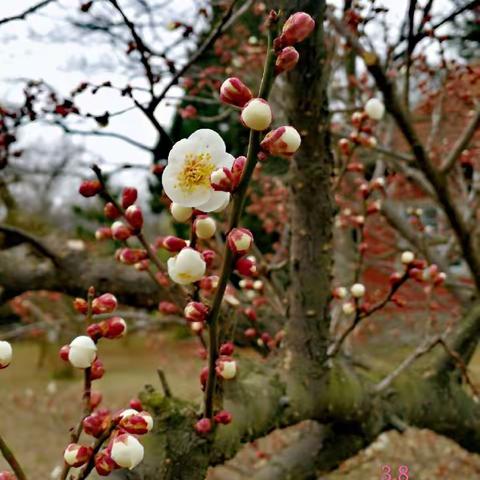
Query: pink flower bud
64,443,93,467
90,391,103,410
219,77,253,107
214,410,233,425
104,202,121,220
338,138,351,155
275,12,315,49
235,256,257,276
201,249,215,267
79,180,102,198
130,398,143,411
244,327,257,339
111,221,132,241
125,205,144,229
86,322,106,340
162,235,188,252
219,342,234,356
0,472,16,480
121,187,137,209
210,167,234,192
95,227,112,240
119,410,153,435
159,301,179,315
244,307,257,322
240,98,272,131
389,272,403,286
92,293,117,315
91,358,105,380
199,275,219,292
194,215,216,239
73,298,88,314
83,409,111,438
261,126,301,157
199,366,209,390
194,418,212,435
184,301,209,322
275,46,299,74
59,344,70,362
231,156,246,187
103,317,127,339
119,248,148,265
227,227,253,255
95,449,118,476
216,357,237,380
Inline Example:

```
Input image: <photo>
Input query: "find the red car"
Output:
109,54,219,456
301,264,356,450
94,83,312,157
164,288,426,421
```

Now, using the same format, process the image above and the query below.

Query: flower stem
0,429,27,480
204,24,278,419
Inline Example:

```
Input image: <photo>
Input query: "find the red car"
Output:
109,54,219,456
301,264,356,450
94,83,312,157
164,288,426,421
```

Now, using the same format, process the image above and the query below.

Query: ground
1,331,480,479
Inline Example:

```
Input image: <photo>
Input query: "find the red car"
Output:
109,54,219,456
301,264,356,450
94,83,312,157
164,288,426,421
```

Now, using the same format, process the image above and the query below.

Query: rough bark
0,244,163,308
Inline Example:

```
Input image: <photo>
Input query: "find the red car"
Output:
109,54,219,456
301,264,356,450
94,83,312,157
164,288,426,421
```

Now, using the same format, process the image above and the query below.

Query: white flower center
177,152,215,193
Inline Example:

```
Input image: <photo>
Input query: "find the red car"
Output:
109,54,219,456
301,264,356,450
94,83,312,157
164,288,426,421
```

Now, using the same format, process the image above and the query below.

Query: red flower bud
227,228,253,255
119,410,153,435
130,398,143,411
103,317,127,339
95,449,118,476
231,156,246,187
210,167,234,192
201,249,215,267
91,358,105,380
199,275,219,292
90,391,103,410
214,410,232,425
121,187,137,209
119,248,148,265
0,472,16,480
244,327,257,339
83,409,111,438
244,307,257,322
200,366,209,390
104,202,121,220
125,205,144,230
260,126,302,157
79,180,102,197
389,272,403,287
338,138,351,155
159,301,179,315
194,418,212,435
59,345,70,362
275,12,315,49
219,342,234,356
92,293,117,315
111,221,132,241
219,77,253,107
235,256,257,276
184,301,209,322
64,443,93,467
162,235,188,252
275,46,299,74
87,322,107,341
73,298,88,314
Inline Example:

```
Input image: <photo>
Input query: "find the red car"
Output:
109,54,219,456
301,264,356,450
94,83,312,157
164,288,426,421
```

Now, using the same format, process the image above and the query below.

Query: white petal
189,129,226,159
167,138,192,165
197,191,231,212
162,163,212,207
216,153,235,169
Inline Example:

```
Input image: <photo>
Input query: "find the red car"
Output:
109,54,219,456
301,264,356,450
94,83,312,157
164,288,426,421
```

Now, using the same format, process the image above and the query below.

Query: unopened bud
275,46,299,74
241,98,272,131
235,256,257,276
401,251,415,265
170,203,193,222
103,317,127,339
214,410,233,425
365,98,385,120
104,202,120,220
95,227,112,240
111,434,144,470
184,301,209,322
261,126,301,157
95,449,118,476
125,205,144,230
68,336,97,369
194,418,212,435
92,293,117,315
64,443,93,467
158,301,179,315
111,221,132,241
162,236,188,252
227,227,253,255
0,341,12,369
210,168,234,192
194,215,217,239
275,12,315,49
121,187,137,209
79,180,102,198
219,77,253,107
350,283,366,298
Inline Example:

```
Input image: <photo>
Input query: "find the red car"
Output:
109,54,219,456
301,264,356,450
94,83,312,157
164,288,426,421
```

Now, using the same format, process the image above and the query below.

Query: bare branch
0,0,55,26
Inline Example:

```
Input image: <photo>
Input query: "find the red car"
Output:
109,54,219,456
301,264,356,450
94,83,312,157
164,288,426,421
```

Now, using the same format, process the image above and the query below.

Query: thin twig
0,0,54,26
157,369,172,398
0,430,27,480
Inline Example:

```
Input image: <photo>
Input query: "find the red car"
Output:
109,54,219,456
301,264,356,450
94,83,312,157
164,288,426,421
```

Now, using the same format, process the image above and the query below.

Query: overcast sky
0,0,456,213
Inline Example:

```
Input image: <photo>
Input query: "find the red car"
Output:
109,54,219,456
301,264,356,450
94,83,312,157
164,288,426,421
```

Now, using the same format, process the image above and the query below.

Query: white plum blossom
350,283,366,298
401,251,415,264
162,129,234,212
111,434,144,470
365,98,385,120
167,247,206,285
68,336,97,369
0,341,12,369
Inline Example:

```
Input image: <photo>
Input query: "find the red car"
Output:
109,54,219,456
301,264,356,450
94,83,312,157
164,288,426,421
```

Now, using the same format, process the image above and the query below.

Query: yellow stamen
177,152,215,193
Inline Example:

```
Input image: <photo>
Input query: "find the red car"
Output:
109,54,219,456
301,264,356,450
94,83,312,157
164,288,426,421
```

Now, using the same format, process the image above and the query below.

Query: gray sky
0,0,456,213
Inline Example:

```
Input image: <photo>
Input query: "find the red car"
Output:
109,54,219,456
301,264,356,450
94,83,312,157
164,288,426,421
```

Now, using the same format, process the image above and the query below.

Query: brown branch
0,0,54,26
0,430,27,480
440,104,480,173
